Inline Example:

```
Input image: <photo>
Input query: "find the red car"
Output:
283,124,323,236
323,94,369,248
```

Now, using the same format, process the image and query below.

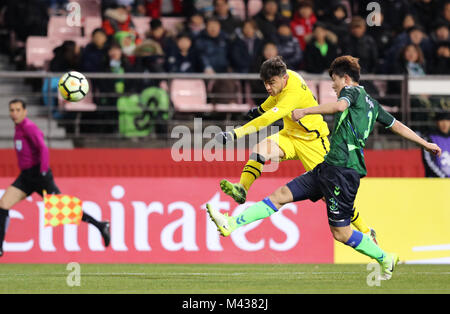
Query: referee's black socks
0,208,10,253
81,212,102,229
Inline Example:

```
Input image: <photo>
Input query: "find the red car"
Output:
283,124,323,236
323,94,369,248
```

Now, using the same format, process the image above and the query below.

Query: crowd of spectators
1,0,449,76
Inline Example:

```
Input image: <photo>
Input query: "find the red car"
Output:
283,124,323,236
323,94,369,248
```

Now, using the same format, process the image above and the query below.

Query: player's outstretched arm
291,100,348,121
390,120,442,157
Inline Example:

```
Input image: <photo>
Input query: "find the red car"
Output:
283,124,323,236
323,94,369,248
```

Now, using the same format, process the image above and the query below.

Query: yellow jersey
234,70,330,141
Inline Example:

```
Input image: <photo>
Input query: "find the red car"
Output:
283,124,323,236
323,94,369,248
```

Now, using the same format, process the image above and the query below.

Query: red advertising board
0,178,333,264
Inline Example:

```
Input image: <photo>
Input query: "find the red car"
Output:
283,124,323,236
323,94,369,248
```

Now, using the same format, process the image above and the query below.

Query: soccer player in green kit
206,56,442,280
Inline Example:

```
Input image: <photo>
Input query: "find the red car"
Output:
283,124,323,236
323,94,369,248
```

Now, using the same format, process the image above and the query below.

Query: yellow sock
351,208,370,234
239,159,264,191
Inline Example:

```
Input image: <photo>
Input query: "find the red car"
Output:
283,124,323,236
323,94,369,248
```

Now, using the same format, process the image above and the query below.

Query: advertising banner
0,178,333,264
334,179,450,264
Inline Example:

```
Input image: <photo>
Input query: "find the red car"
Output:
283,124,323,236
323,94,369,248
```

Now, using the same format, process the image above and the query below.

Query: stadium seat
84,16,102,38
48,16,82,39
70,0,101,17
73,37,91,49
305,80,319,100
161,17,185,35
248,0,263,17
318,80,337,103
26,36,62,69
229,0,246,20
207,80,251,112
132,16,151,39
170,79,214,112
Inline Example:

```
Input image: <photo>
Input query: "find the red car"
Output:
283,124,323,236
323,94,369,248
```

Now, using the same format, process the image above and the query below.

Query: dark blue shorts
286,162,360,227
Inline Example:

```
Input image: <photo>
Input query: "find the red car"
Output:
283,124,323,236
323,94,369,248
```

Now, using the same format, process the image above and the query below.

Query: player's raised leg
207,185,292,237
221,137,284,204
0,186,27,257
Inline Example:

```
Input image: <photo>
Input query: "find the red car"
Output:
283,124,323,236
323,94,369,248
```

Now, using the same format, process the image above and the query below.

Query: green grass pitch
0,264,449,294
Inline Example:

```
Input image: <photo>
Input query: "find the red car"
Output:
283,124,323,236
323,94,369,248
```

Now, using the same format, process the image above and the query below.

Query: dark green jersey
324,85,396,177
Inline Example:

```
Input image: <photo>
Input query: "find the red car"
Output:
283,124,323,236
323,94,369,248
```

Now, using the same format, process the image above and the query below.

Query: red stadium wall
0,149,425,178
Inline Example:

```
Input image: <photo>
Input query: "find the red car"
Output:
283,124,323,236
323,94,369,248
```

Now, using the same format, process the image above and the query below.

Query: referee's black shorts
12,164,60,197
286,162,360,227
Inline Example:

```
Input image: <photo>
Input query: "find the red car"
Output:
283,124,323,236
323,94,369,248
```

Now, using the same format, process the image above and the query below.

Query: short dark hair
260,56,287,82
9,99,26,109
91,27,106,37
328,55,361,82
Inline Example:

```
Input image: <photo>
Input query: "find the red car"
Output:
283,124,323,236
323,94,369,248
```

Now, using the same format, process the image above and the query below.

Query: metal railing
0,71,448,149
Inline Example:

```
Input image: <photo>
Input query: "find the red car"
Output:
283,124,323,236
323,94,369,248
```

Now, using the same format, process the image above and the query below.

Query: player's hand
424,142,442,157
215,131,235,144
246,107,261,120
291,109,306,121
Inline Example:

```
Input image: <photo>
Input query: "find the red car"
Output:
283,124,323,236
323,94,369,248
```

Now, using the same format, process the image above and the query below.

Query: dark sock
82,212,103,230
0,208,10,250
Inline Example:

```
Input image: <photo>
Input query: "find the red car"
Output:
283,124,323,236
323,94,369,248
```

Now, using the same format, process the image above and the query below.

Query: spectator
400,14,417,34
312,0,340,20
134,37,166,86
183,0,214,18
102,5,137,38
393,44,427,75
213,0,242,37
303,22,338,74
386,44,425,110
385,25,434,73
253,0,284,42
390,43,448,129
357,0,411,35
341,16,379,96
341,16,379,74
430,21,450,47
421,111,450,178
135,0,183,18
436,0,450,26
43,40,81,111
165,32,199,72
194,17,230,73
95,43,135,133
183,12,206,41
411,0,440,33
322,2,349,49
365,10,394,68
432,40,450,74
290,1,317,51
249,41,278,105
114,30,138,65
230,19,264,73
4,0,49,69
146,18,176,53
279,0,292,19
49,40,81,72
275,20,302,70
81,28,109,73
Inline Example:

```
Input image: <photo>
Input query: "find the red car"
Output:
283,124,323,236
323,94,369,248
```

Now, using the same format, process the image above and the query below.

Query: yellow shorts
267,129,330,171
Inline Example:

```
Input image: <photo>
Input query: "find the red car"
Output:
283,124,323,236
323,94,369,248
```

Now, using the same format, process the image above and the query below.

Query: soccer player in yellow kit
215,56,373,237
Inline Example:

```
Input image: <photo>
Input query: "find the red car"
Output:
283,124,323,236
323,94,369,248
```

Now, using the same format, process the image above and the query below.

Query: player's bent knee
329,226,352,243
269,185,293,208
